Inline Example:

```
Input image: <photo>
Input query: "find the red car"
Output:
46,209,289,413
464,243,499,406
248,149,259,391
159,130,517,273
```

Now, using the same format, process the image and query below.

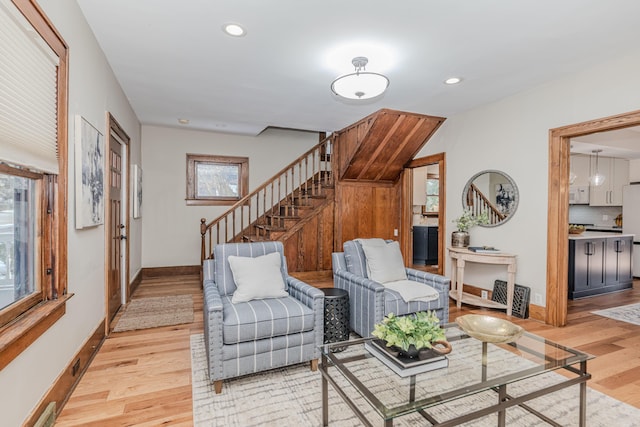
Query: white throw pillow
360,240,407,283
228,252,288,303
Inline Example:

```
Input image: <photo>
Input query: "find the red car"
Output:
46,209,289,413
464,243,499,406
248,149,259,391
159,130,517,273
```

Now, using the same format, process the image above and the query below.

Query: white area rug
592,303,640,326
113,295,193,332
190,334,640,426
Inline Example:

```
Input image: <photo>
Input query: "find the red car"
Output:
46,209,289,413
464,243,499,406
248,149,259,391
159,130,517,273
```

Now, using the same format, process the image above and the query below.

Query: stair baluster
201,137,334,262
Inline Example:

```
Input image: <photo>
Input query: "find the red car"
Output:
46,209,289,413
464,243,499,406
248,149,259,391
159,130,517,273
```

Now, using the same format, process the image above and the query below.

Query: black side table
321,288,350,351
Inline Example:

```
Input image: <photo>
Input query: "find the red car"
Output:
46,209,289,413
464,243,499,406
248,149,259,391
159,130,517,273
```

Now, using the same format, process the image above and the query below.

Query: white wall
141,125,318,267
0,1,141,425
419,52,640,306
630,159,640,182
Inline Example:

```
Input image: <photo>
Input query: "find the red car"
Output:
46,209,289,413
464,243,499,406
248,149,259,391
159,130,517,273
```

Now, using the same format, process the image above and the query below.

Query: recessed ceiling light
223,23,246,37
178,118,190,125
444,77,462,85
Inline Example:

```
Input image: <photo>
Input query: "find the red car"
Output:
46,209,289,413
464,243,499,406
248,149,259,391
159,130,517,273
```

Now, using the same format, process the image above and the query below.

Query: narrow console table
448,247,517,316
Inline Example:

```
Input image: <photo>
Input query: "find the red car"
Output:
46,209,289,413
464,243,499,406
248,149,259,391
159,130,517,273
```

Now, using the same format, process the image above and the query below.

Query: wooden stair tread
255,224,286,231
243,235,270,242
293,194,327,199
267,214,301,220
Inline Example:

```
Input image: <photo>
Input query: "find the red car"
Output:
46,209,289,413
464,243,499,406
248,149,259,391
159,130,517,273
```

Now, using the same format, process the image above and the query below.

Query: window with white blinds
0,0,60,174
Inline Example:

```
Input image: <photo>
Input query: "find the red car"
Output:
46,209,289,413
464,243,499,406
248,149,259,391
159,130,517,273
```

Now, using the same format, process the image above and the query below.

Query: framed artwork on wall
133,164,142,218
75,115,104,229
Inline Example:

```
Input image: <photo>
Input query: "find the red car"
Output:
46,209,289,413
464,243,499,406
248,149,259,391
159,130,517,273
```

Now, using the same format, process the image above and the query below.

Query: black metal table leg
322,353,329,426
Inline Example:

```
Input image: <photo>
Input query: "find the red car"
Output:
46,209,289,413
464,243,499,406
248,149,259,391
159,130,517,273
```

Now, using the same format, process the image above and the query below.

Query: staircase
200,109,447,273
465,182,506,225
200,136,334,270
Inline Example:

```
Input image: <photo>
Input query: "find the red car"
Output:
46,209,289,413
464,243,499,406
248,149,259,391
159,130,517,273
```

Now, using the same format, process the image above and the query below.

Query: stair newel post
200,218,207,263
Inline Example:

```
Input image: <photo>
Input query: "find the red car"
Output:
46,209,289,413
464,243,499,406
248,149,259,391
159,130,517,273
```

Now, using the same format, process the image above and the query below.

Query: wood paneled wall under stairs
334,180,402,248
283,199,335,272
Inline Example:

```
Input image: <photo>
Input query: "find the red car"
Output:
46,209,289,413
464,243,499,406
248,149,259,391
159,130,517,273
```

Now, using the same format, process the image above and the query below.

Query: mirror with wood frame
462,170,518,227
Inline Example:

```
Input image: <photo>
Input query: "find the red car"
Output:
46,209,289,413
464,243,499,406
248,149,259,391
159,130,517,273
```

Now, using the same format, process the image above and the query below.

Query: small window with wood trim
424,177,440,214
186,154,249,205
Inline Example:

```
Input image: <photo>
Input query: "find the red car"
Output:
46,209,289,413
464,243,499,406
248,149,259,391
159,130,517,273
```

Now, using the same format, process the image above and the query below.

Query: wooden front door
107,135,123,323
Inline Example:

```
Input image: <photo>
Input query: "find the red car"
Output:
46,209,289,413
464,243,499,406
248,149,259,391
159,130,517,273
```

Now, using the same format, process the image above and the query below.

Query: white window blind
0,0,60,174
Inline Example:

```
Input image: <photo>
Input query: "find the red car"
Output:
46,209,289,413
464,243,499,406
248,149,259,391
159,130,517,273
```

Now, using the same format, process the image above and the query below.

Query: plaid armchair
332,239,450,337
203,241,324,393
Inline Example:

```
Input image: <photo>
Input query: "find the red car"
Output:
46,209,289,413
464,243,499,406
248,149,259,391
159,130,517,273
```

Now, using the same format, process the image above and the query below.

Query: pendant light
590,149,605,187
331,56,389,100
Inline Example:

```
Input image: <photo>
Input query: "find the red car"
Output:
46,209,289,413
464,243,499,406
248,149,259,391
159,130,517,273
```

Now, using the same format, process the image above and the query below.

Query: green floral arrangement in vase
372,311,451,357
453,209,489,232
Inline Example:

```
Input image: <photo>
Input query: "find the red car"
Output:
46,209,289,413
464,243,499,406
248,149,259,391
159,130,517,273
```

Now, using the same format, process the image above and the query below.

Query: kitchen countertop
584,225,623,232
569,231,635,239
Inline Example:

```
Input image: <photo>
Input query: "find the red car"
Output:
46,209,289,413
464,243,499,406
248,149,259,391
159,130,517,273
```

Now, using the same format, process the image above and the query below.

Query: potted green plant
451,209,489,247
372,311,451,358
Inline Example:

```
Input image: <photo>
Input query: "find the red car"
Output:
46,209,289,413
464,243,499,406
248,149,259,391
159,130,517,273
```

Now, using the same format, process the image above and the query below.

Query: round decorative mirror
462,170,518,227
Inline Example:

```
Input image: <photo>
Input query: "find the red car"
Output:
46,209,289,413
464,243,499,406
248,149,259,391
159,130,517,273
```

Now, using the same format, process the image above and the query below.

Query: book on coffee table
364,339,449,377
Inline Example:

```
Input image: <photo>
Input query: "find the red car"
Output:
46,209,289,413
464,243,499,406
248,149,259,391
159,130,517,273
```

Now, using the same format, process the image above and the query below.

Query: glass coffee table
320,323,592,426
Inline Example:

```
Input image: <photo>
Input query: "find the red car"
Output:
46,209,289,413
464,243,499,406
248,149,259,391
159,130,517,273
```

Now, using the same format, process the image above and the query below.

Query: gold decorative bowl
455,314,524,343
568,225,585,235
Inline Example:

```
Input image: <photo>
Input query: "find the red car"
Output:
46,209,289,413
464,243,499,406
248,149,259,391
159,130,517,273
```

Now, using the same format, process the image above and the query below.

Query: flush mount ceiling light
590,149,606,186
222,23,246,37
178,118,190,125
331,56,389,100
444,77,462,85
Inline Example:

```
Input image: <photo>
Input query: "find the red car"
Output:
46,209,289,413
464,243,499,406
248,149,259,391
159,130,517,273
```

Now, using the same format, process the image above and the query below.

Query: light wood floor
55,273,640,425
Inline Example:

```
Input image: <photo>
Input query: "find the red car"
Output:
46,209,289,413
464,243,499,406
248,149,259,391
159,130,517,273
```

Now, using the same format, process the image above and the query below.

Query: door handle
585,242,594,256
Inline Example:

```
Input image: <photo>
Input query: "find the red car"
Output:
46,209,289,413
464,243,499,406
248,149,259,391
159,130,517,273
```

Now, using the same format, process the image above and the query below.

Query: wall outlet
603,214,609,221
393,228,398,236
534,293,543,305
481,290,488,299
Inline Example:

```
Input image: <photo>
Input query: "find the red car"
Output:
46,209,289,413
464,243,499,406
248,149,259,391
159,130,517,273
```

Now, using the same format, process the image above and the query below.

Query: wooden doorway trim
547,109,640,326
105,113,130,334
404,153,446,275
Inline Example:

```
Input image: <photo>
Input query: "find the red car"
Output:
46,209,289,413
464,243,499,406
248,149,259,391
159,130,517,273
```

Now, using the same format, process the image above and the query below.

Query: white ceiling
572,127,640,159
76,0,640,137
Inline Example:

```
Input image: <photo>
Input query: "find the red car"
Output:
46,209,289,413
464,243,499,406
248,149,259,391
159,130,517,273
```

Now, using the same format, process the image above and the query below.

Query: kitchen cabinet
605,236,633,286
412,225,438,265
568,234,633,299
589,157,629,206
569,238,606,298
